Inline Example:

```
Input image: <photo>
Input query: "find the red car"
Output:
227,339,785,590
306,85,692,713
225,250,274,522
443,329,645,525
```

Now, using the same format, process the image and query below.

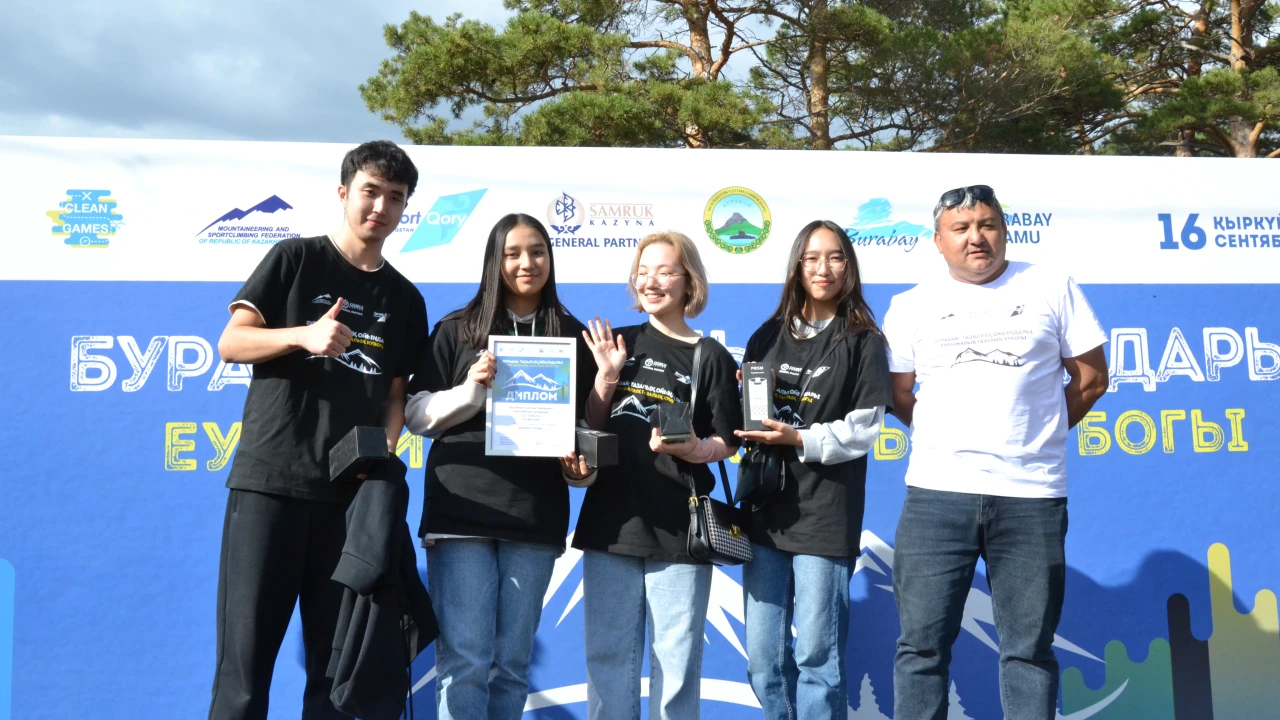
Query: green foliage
362,0,1280,156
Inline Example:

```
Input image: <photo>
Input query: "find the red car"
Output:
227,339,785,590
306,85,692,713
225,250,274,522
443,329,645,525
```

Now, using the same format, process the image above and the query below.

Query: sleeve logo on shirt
951,348,1025,368
373,311,389,323
674,371,691,385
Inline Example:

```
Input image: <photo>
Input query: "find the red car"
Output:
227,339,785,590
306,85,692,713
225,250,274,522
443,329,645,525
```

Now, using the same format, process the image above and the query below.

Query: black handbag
734,340,841,507
734,443,788,507
684,338,752,566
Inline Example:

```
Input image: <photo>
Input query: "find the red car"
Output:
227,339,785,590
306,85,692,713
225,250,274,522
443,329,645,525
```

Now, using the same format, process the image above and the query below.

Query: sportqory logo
400,189,488,252
48,189,123,248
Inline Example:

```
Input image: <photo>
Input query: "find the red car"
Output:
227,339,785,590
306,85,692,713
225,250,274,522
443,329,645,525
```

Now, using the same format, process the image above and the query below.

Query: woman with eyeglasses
734,220,892,719
403,213,596,720
570,231,743,720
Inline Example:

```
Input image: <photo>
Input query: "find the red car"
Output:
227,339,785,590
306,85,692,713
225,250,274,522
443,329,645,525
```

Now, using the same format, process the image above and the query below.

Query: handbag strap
687,337,737,504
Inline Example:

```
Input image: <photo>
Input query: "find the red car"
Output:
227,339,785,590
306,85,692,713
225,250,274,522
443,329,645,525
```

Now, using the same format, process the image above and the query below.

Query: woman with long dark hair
404,213,595,720
571,231,743,720
735,220,892,718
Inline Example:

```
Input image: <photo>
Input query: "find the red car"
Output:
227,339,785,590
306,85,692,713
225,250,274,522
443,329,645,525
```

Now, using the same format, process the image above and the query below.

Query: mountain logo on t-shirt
503,369,562,392
951,348,1025,368
311,348,383,375
674,371,691,385
312,293,332,305
611,394,656,422
774,403,807,428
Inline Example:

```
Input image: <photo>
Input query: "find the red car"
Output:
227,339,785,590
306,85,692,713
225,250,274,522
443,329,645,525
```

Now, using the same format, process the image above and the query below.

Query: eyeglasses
631,271,684,289
801,255,847,271
938,185,996,208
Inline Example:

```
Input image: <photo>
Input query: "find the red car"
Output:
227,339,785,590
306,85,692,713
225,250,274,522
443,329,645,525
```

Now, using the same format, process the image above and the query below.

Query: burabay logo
399,189,487,252
704,186,771,254
844,198,931,253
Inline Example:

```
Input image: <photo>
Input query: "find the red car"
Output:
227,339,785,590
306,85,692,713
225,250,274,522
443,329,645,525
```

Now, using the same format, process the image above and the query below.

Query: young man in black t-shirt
207,141,429,720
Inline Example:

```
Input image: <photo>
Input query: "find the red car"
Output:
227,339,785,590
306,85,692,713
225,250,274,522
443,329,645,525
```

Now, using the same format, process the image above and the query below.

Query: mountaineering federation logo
48,189,123,248
704,186,771,254
547,192,582,235
400,189,488,253
195,194,298,245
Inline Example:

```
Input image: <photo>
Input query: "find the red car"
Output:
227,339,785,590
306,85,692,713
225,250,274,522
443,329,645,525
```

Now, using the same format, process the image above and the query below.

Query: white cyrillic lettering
208,361,253,391
1203,328,1244,381
1155,327,1205,383
70,335,117,391
1108,329,1156,392
168,336,214,391
119,335,167,392
1244,327,1280,381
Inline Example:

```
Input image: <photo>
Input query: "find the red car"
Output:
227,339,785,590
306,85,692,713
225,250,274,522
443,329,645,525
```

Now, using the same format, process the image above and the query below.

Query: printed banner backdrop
1,136,1278,719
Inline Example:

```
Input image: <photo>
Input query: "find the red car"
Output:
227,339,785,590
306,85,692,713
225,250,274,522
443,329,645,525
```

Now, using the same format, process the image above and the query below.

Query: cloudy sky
1,0,510,143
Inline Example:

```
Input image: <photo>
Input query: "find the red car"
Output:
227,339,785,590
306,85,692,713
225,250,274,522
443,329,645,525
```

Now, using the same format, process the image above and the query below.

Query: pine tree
948,681,975,720
849,673,890,719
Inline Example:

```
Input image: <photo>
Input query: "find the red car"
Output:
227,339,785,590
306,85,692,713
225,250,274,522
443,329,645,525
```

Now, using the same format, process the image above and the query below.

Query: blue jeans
426,538,558,720
743,544,852,720
892,487,1068,720
582,550,712,720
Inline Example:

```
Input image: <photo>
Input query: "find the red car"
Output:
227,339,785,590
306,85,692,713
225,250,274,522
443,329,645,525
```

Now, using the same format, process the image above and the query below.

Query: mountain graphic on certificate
503,369,562,392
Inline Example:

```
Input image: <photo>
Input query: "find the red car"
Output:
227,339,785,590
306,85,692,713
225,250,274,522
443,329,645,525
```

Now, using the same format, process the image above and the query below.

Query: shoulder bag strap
689,337,737,503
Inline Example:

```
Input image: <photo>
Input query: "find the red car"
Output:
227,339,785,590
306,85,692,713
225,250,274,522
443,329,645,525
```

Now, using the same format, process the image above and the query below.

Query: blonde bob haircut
627,231,710,318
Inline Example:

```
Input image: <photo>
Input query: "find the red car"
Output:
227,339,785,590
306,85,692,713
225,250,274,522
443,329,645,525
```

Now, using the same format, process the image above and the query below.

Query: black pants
208,489,350,720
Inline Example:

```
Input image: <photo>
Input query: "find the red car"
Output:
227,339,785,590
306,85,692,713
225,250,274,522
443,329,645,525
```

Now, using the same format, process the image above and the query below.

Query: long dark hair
770,220,878,336
454,213,566,348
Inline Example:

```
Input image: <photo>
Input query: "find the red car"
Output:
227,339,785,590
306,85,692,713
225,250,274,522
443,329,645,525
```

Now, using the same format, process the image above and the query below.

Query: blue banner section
0,280,1276,719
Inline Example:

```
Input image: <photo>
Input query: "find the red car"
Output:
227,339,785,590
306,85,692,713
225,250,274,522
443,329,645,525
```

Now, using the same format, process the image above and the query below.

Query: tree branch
1180,42,1234,65
1266,147,1280,158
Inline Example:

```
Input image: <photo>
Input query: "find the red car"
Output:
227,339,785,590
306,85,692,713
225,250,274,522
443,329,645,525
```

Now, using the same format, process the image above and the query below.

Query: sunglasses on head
938,185,996,207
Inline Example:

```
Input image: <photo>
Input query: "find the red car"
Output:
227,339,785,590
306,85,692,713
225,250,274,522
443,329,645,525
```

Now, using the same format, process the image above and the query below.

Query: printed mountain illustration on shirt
196,195,294,236
503,369,561,392
335,348,382,375
952,348,1025,368
715,212,762,240
774,403,807,429
611,394,656,422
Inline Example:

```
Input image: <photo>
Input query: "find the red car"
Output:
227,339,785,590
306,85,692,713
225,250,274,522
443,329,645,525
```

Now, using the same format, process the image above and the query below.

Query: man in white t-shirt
882,185,1109,720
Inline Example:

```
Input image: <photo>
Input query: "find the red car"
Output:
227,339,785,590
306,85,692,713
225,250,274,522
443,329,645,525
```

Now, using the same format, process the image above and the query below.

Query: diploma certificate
484,335,577,457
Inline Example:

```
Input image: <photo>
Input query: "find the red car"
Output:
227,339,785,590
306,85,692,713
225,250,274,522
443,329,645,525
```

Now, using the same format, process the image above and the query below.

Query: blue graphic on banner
844,198,930,252
0,280,1277,718
47,189,122,248
0,559,11,720
400,189,487,252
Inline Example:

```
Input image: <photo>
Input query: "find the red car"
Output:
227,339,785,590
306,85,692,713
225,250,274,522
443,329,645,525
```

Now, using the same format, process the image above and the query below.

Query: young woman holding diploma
571,231,743,720
736,220,892,719
404,213,595,720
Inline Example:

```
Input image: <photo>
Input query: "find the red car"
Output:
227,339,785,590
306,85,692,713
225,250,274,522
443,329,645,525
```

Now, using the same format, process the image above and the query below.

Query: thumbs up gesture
300,297,354,357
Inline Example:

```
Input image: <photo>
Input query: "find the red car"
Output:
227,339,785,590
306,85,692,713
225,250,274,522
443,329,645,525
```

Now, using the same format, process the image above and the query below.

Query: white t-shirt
882,261,1107,498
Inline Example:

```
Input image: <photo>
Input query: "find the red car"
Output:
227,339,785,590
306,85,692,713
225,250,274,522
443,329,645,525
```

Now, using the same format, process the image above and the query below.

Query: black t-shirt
226,236,429,503
411,311,595,549
572,324,743,563
743,317,892,557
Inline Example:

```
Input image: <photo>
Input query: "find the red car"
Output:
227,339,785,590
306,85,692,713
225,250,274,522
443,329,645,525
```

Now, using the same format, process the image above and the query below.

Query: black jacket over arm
327,457,438,720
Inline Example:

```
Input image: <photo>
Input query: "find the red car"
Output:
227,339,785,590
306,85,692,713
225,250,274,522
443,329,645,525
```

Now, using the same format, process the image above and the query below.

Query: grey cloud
1,0,511,143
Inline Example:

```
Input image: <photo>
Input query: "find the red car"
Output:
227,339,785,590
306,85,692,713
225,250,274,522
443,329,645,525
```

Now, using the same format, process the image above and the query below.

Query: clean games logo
48,189,123,248
399,189,488,252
